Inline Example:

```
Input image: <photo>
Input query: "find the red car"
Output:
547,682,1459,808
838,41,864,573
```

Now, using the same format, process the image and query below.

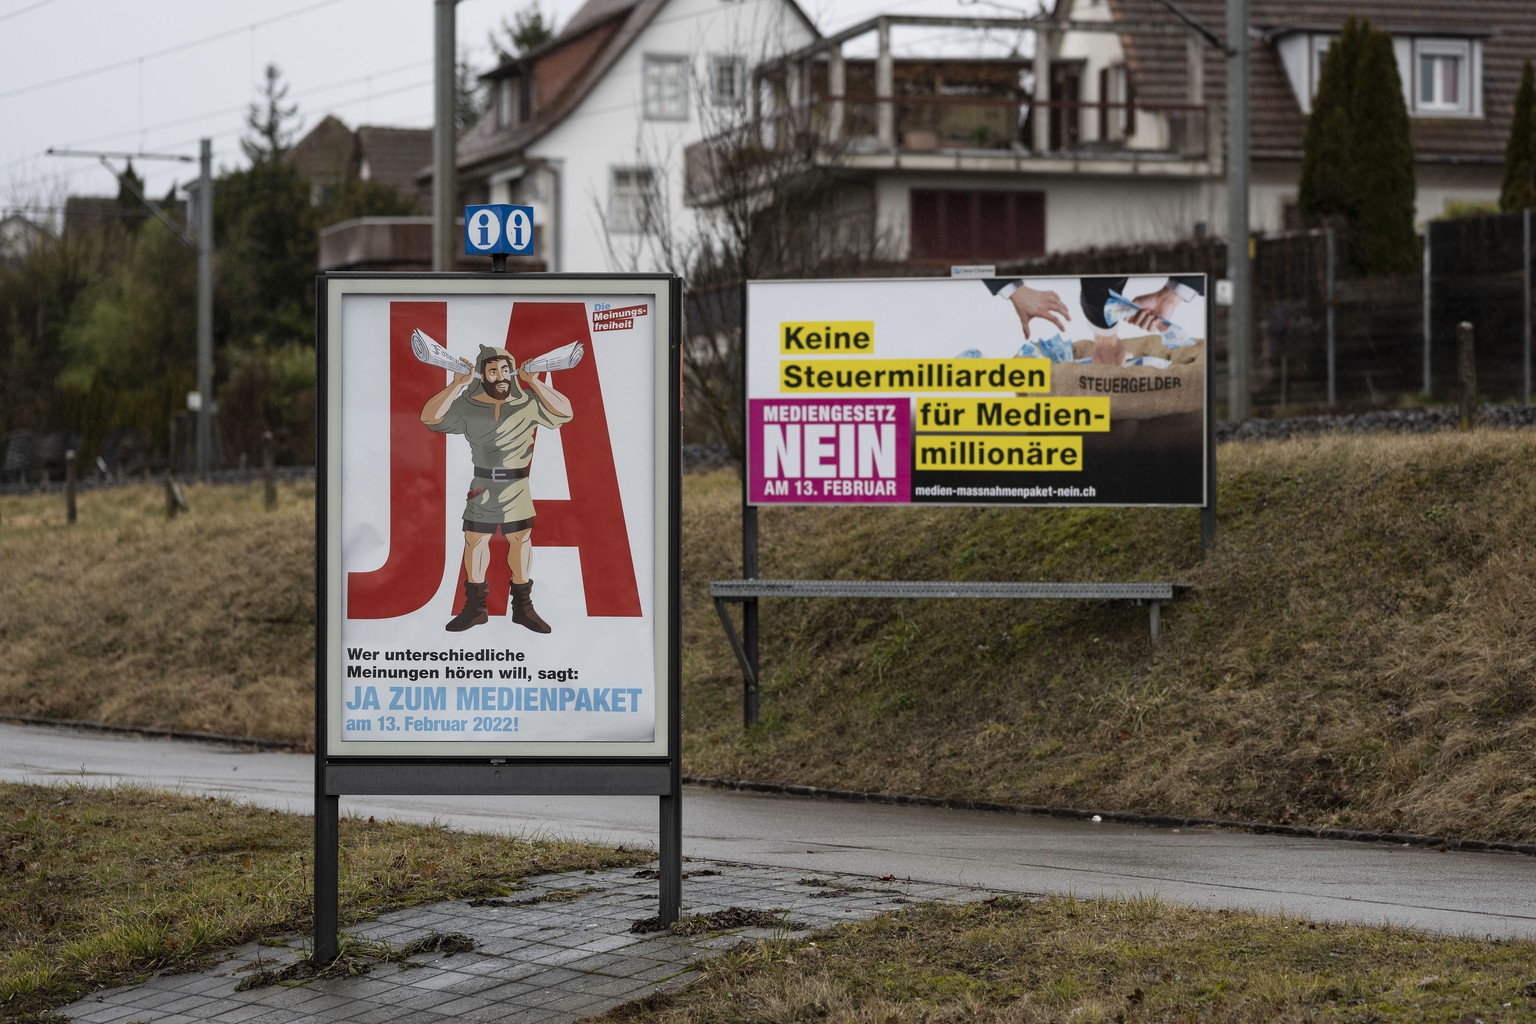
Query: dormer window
1275,28,1483,120
1419,54,1459,108
494,75,534,129
497,78,514,129
1413,40,1472,115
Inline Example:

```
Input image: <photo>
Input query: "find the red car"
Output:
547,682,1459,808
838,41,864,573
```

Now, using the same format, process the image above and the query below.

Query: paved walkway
9,724,1533,941
57,860,999,1023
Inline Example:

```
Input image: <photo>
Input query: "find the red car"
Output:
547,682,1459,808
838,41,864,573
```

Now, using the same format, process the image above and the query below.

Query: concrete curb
682,775,1536,859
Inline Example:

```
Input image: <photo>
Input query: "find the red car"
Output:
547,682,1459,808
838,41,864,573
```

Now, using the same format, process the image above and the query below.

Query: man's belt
474,466,530,482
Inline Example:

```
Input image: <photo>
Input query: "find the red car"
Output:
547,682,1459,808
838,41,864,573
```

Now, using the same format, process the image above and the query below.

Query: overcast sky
0,0,1045,218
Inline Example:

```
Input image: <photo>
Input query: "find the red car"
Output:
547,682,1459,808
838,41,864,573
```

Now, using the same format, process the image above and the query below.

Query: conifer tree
1298,19,1364,227
1347,27,1418,273
1297,18,1418,274
1500,59,1536,211
217,64,316,347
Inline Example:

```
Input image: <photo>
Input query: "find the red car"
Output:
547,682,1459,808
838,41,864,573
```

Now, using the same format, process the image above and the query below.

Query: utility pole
196,140,214,477
1144,0,1250,420
47,141,216,472
1225,0,1251,421
433,0,458,272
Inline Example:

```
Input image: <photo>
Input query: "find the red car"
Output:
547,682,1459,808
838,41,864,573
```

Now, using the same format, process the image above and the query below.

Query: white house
0,212,49,264
454,0,821,274
682,0,1531,264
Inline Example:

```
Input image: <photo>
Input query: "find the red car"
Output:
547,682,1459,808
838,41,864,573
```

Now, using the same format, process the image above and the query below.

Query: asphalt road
4,722,1532,940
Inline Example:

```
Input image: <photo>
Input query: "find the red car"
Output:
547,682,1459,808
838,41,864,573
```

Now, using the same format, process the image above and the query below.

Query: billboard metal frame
722,275,1214,726
314,272,682,960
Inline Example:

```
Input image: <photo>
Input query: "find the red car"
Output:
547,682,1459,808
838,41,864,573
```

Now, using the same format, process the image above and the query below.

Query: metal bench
710,579,1185,721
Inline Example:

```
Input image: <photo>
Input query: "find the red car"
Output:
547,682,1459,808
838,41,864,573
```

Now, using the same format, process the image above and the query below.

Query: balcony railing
685,95,1212,203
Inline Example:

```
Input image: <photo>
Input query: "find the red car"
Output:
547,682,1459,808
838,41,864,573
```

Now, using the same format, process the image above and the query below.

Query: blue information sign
463,204,534,257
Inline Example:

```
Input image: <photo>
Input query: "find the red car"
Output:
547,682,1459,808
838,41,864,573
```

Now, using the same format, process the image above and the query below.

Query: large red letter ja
346,300,642,619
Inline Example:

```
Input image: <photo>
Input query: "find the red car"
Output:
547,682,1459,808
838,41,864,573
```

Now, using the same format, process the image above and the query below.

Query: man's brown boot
510,579,551,634
446,580,489,632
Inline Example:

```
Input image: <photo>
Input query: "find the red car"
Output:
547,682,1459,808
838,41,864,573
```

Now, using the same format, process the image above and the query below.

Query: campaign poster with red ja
319,275,677,758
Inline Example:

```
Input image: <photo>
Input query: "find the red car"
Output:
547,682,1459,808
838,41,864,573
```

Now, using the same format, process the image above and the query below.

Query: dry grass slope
2,431,1533,842
0,480,316,745
680,431,1536,844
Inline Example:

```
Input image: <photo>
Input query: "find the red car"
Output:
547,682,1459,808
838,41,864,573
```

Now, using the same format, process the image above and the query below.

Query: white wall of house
863,156,1501,264
525,0,816,274
1043,175,1221,249
872,171,1224,257
1052,0,1143,149
1248,161,1302,236
1222,160,1501,238
1411,164,1502,222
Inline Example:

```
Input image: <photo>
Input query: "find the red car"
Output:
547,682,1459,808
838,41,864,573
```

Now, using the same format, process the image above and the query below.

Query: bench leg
712,597,759,725
1149,600,1161,645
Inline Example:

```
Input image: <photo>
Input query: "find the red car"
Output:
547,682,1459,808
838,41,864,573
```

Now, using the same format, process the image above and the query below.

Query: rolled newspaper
410,329,476,376
520,340,585,373
410,329,585,377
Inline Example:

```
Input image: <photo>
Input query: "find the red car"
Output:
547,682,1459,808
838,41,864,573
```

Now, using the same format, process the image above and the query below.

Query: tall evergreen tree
1346,27,1418,274
1500,59,1536,211
1296,18,1418,274
217,63,316,347
1297,19,1364,228
456,4,556,134
490,3,554,60
243,63,301,164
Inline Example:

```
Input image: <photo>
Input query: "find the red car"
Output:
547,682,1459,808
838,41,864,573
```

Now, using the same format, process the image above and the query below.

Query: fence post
1524,207,1531,405
1325,227,1337,407
164,473,188,519
1457,321,1476,430
1422,225,1433,397
263,431,277,510
65,450,77,525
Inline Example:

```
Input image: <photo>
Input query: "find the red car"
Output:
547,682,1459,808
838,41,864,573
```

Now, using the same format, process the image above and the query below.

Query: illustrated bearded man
420,344,573,633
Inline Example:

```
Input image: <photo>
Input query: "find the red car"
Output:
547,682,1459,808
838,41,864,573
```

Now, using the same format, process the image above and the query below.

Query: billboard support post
741,499,760,728
1203,289,1218,553
313,794,339,963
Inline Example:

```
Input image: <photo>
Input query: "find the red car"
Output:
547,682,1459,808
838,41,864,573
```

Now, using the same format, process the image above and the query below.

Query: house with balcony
452,0,819,274
683,0,1532,266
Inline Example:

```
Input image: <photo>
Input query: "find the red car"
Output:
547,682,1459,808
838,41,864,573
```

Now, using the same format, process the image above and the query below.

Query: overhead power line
0,0,352,103
54,60,434,153
0,0,64,25
3,64,438,188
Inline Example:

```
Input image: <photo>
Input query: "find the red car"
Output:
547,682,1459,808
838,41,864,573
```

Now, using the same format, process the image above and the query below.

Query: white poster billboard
745,275,1209,507
320,275,676,758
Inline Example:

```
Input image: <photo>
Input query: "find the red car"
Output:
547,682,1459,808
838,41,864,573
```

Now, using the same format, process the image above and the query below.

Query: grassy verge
2,432,1535,843
598,896,1536,1023
0,478,317,745
4,784,1533,1024
0,782,648,1022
